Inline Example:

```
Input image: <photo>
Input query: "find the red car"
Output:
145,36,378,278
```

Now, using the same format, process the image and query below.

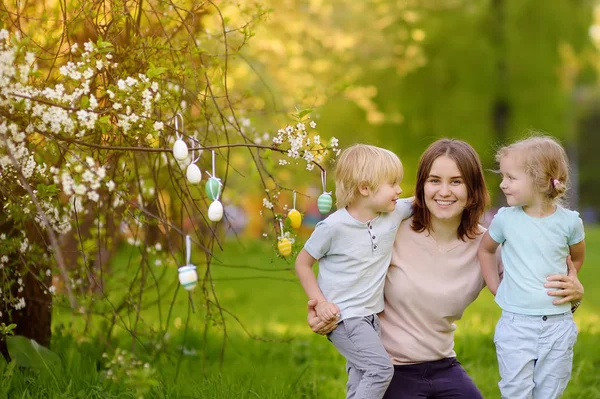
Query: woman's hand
545,256,584,305
307,299,339,335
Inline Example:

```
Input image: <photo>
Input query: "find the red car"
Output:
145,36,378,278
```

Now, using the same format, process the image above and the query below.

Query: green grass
1,227,600,398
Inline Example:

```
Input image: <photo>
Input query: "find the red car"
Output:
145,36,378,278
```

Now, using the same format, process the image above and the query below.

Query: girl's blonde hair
496,134,569,203
335,144,403,209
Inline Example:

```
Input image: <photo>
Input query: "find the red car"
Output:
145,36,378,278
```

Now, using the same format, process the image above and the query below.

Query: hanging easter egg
173,139,188,160
178,265,198,291
186,164,202,184
287,209,302,229
205,177,221,201
278,237,292,257
208,200,224,222
317,193,333,214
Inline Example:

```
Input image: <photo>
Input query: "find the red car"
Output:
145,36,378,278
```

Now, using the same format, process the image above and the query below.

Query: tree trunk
0,268,52,362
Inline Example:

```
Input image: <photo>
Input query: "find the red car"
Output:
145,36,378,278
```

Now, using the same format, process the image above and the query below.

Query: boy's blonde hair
496,134,569,203
335,144,403,209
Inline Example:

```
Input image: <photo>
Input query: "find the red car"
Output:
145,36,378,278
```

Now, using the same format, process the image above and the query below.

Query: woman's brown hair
411,139,490,240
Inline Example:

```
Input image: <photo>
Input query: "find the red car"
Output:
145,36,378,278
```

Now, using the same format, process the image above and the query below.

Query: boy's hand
307,299,339,335
315,301,340,323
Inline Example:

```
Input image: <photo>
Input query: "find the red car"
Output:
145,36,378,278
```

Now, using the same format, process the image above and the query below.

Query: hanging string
212,150,216,177
188,138,200,164
293,190,297,209
279,220,284,239
185,235,191,265
321,170,331,194
185,235,196,313
174,112,184,140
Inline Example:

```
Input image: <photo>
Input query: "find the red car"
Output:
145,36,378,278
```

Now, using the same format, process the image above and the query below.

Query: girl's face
498,154,535,207
423,155,469,224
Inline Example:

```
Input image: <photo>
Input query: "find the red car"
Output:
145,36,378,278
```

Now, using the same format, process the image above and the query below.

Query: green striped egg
205,178,221,201
317,193,332,214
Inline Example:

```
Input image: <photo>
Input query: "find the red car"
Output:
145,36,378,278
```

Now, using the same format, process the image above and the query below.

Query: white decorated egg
178,265,198,291
186,164,202,184
208,200,224,222
173,139,189,160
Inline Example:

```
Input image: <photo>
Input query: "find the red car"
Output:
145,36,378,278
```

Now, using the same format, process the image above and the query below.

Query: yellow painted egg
287,209,302,229
277,238,292,257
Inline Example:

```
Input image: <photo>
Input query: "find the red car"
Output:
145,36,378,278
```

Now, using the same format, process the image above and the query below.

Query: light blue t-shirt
489,206,585,315
304,198,413,321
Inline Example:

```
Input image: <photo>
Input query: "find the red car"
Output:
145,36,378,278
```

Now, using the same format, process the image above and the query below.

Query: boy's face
368,175,403,213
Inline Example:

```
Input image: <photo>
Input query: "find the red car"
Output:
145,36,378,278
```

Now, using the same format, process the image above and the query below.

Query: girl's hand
307,299,339,335
545,256,584,305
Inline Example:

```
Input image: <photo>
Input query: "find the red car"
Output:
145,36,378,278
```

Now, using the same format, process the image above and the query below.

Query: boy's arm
295,249,340,321
569,240,585,272
295,249,327,303
478,231,501,295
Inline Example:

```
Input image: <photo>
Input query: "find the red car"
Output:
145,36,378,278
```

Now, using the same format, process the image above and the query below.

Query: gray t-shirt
304,198,413,320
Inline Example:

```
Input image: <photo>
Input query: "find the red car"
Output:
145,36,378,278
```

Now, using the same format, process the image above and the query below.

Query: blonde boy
295,144,412,399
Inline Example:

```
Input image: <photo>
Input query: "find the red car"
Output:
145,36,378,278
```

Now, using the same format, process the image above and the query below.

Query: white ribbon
321,169,331,195
174,112,184,140
185,235,191,265
189,137,201,164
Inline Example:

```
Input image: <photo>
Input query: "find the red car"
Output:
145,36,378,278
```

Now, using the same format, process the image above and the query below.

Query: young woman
307,139,584,398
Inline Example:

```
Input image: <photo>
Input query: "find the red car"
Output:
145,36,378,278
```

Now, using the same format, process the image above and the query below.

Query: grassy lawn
1,227,599,398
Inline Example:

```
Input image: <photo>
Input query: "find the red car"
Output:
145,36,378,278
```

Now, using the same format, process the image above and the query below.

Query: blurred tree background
295,0,597,213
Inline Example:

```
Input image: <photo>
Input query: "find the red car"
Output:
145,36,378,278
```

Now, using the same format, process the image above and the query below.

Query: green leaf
98,115,111,134
147,63,168,79
298,109,312,119
36,184,58,198
6,335,62,373
95,38,114,53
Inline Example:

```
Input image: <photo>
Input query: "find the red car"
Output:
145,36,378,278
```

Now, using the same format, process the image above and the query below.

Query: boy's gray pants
328,314,394,399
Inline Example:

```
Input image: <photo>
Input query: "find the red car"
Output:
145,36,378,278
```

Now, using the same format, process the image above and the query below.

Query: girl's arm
478,231,501,295
568,240,585,272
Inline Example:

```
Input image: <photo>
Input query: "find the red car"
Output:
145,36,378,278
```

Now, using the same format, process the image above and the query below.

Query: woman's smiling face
423,155,468,224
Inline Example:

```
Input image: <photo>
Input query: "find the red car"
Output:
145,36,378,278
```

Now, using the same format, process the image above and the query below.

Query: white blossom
262,198,274,209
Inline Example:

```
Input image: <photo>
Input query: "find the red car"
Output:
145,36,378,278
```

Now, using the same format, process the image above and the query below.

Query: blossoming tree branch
0,28,338,357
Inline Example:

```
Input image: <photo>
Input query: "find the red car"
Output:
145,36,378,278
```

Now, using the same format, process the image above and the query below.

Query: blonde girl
479,135,586,399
